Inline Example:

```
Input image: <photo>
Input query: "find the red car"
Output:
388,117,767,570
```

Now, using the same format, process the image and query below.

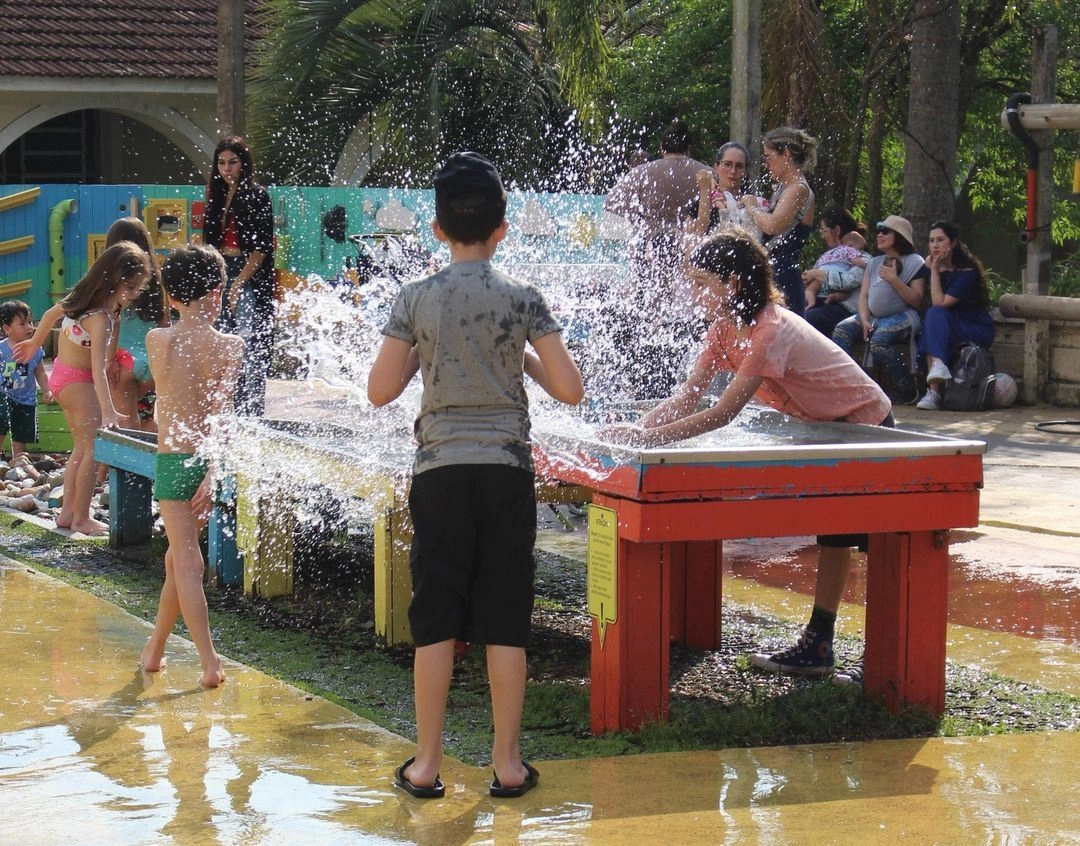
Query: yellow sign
587,504,618,648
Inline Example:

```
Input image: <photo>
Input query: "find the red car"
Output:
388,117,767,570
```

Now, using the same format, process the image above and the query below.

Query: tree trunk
867,84,886,227
902,0,961,251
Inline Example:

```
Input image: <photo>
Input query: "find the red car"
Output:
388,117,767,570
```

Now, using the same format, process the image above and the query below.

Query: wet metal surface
4,560,1080,845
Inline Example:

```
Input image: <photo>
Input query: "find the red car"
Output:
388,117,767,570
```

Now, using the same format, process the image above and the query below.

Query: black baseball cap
434,152,505,211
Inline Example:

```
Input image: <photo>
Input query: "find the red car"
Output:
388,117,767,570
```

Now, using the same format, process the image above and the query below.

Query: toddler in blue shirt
0,300,51,460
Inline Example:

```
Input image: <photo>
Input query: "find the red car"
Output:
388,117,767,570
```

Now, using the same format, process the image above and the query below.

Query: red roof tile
0,0,266,80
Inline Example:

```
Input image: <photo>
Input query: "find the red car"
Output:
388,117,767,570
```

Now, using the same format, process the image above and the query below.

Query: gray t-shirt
866,252,927,317
381,259,562,476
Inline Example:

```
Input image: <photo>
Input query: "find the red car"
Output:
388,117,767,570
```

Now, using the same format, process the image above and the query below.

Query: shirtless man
140,244,244,688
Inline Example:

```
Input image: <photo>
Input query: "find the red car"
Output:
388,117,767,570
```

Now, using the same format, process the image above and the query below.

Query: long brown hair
689,228,785,324
930,220,990,308
105,218,167,323
61,242,150,318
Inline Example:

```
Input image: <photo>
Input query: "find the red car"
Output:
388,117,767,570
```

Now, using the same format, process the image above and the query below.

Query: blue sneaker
750,627,834,677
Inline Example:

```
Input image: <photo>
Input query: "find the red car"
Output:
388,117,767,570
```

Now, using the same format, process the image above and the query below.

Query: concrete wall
992,315,1080,407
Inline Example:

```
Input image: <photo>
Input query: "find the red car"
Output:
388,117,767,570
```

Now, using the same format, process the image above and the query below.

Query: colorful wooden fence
1,184,622,319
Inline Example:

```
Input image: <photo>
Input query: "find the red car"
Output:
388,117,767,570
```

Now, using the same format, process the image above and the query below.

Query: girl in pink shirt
608,230,891,447
606,228,893,683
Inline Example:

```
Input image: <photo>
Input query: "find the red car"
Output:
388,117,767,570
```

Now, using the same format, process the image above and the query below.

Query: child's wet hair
0,300,32,332
160,244,227,305
689,229,783,322
61,241,151,317
105,217,168,323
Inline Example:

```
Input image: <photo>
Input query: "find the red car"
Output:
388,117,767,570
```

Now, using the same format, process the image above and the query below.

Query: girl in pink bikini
16,242,150,535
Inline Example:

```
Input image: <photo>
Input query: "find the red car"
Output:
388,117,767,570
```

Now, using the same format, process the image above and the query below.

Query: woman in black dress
202,136,275,416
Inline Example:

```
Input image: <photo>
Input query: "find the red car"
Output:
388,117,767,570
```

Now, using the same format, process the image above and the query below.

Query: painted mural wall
1,183,627,321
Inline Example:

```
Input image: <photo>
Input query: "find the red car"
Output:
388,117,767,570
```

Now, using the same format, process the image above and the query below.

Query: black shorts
817,412,895,552
407,464,537,648
0,399,37,445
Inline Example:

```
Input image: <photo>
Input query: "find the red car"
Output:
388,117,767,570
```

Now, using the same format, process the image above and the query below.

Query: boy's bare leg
158,499,225,687
404,639,454,788
140,545,181,671
487,644,529,789
813,546,853,615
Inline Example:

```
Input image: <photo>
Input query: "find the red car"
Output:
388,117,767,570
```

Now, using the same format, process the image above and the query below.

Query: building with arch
0,0,261,185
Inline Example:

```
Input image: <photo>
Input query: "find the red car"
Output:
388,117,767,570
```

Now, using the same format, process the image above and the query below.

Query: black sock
808,605,837,640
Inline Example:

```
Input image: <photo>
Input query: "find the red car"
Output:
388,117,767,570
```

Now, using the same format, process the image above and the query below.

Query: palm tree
248,0,622,186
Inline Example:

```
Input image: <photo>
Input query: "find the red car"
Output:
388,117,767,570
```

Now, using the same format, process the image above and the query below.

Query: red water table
536,411,986,734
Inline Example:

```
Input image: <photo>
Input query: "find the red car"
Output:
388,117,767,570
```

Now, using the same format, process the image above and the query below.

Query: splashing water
195,226,790,572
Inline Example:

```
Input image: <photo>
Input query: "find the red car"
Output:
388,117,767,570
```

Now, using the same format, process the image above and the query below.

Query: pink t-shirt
697,304,892,424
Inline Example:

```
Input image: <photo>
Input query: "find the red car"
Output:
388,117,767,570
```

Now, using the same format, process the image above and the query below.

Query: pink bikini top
60,309,114,348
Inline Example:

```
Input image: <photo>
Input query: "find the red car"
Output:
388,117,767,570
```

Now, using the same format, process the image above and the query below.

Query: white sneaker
916,389,943,410
927,360,952,382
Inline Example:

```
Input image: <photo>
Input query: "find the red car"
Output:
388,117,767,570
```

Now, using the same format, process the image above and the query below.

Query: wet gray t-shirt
381,259,562,476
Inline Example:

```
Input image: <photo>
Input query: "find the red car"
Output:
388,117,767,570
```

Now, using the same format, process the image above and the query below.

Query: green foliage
249,0,626,188
601,0,735,163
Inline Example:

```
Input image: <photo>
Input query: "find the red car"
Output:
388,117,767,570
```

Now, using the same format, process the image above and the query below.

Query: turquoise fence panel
3,183,626,318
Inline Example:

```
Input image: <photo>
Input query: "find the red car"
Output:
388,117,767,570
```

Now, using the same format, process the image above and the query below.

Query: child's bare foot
139,640,166,672
55,510,75,529
199,659,226,688
70,517,109,537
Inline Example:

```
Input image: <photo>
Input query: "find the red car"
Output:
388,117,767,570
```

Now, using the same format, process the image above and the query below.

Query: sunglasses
876,225,894,235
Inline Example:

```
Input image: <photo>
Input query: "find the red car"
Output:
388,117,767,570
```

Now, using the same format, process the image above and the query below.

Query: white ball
991,373,1018,408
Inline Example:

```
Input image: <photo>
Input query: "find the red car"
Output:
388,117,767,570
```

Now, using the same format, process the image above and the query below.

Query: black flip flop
489,761,540,798
394,756,445,799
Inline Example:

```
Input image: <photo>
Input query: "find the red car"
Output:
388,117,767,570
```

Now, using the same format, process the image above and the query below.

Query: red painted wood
608,491,981,543
681,541,723,650
577,449,980,732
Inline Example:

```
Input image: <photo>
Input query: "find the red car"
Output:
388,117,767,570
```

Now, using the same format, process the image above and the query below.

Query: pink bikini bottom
48,359,94,396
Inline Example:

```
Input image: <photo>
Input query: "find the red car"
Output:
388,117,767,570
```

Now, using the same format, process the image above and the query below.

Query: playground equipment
0,187,39,298
47,197,77,301
206,407,985,733
1001,88,1080,406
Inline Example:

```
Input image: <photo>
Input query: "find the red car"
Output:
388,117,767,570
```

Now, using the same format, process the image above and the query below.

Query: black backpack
944,343,996,411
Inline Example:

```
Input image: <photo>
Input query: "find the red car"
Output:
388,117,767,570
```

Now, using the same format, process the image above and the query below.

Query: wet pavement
2,393,1080,845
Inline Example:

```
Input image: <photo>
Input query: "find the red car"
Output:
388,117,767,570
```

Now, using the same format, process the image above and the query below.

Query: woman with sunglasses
739,126,817,317
682,141,751,237
202,135,276,416
832,215,929,405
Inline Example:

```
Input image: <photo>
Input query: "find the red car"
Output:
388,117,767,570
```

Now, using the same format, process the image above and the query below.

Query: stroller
322,204,434,290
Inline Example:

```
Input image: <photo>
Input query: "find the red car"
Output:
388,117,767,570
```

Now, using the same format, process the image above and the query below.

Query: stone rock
48,486,64,508
16,494,37,513
98,489,110,508
5,467,27,482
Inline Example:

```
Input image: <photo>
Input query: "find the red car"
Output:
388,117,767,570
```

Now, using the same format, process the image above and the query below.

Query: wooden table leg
590,537,670,734
670,540,723,650
864,530,949,715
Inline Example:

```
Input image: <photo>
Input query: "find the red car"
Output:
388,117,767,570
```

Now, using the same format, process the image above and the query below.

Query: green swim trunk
154,453,209,502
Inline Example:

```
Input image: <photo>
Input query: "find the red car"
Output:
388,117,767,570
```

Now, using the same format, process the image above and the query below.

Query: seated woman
832,215,929,404
915,221,995,410
803,208,869,336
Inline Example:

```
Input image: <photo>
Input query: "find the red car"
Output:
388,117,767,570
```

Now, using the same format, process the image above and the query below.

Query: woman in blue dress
915,221,995,410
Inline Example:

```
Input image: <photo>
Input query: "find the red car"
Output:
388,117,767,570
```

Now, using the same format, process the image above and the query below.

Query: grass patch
2,514,1077,766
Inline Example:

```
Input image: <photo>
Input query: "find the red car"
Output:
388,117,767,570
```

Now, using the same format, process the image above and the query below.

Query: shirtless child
140,244,244,688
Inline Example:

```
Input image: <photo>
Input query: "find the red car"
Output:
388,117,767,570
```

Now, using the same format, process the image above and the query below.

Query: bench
92,428,242,585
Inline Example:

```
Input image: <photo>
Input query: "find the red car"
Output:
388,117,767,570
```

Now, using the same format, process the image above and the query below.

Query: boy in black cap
369,151,584,799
